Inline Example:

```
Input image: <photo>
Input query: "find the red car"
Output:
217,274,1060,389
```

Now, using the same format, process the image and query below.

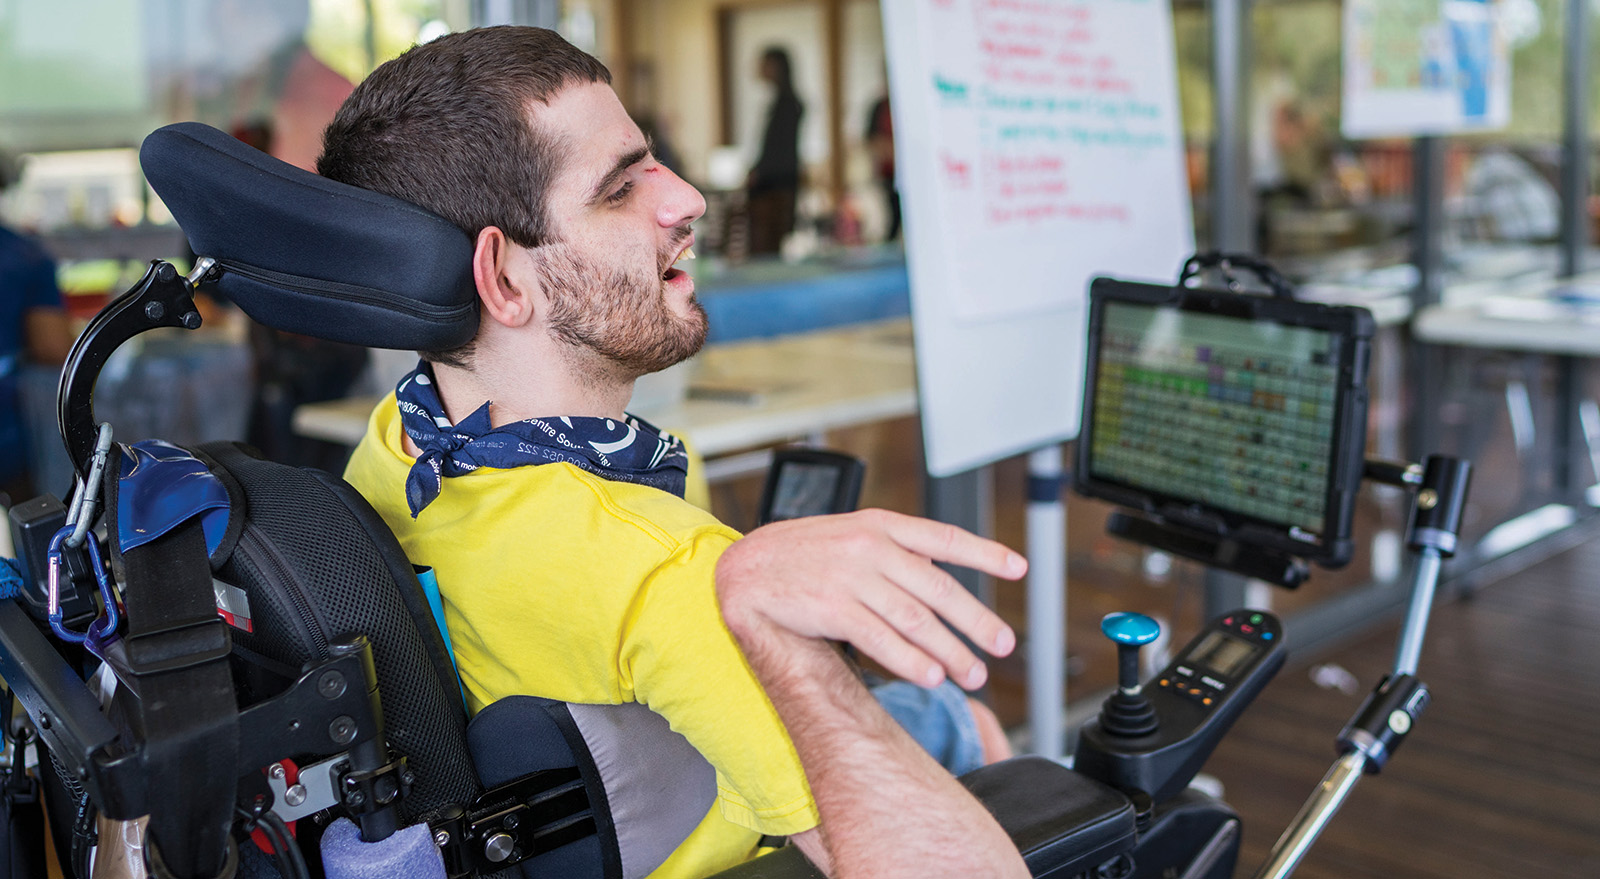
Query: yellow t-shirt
344,395,818,878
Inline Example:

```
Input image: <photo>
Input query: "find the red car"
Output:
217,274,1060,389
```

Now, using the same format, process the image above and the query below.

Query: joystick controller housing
1076,609,1287,802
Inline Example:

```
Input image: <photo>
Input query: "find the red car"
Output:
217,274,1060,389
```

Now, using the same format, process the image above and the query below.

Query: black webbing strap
114,509,239,879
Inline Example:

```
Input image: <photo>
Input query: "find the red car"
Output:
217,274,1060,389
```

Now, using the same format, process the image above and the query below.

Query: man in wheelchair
3,23,1309,879
4,26,1456,875
311,25,1027,879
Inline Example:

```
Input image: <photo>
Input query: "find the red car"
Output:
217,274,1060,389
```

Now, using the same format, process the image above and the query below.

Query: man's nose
656,166,707,228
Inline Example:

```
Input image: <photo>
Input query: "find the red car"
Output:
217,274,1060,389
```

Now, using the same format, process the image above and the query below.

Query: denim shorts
869,679,986,777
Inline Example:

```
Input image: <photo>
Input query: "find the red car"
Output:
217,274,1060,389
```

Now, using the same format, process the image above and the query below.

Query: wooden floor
709,416,1600,876
1198,532,1600,879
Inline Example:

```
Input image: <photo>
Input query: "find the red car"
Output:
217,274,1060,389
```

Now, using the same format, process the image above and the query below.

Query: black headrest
140,122,479,350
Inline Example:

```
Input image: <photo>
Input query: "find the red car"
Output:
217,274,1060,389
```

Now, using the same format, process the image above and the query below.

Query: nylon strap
111,454,238,879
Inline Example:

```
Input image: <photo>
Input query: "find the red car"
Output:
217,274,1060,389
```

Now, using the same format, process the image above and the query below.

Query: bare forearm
736,624,1027,878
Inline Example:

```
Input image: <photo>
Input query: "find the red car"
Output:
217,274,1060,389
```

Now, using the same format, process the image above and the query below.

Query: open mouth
662,242,695,282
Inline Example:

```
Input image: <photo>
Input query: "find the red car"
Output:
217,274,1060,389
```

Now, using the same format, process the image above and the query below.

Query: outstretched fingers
878,510,1027,583
873,512,1022,656
836,601,949,688
848,570,977,687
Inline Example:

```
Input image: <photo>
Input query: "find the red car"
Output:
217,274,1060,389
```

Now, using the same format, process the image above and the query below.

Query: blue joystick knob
1098,612,1162,736
1101,612,1161,647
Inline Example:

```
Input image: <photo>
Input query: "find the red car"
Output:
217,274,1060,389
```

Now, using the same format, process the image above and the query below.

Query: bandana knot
394,363,689,517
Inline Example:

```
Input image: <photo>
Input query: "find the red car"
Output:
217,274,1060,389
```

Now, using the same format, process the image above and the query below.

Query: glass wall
1,0,468,232
0,0,470,494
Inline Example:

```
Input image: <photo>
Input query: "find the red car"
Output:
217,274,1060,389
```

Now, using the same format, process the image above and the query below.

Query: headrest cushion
140,122,479,350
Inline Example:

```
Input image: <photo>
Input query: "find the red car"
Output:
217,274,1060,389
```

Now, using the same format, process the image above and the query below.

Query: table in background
1412,271,1600,564
295,319,917,481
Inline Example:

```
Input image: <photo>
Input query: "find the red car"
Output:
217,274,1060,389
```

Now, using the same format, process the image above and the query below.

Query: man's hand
716,509,1026,691
714,509,1031,877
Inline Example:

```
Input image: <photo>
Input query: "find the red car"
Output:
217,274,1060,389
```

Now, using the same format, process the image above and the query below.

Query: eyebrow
587,140,654,205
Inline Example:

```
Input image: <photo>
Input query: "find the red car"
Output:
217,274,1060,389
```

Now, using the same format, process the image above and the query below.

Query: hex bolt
180,311,202,329
328,715,357,745
144,301,166,321
268,763,287,781
484,832,515,863
318,670,347,700
283,784,307,807
155,262,176,282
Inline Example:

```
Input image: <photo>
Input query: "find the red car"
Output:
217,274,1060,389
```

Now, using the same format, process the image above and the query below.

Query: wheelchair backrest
191,440,479,824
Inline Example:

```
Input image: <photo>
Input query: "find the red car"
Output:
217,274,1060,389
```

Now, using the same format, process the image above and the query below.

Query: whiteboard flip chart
883,0,1194,475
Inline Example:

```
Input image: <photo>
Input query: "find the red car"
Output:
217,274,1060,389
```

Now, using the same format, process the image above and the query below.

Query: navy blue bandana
395,363,688,517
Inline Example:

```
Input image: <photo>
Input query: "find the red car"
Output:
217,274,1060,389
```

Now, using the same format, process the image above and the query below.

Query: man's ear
472,225,538,329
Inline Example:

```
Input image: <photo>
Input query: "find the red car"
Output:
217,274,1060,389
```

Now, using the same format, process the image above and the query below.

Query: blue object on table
698,250,910,343
1100,612,1161,646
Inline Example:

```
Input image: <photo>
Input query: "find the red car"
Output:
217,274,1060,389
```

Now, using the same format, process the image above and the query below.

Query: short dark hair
761,47,793,90
317,27,612,366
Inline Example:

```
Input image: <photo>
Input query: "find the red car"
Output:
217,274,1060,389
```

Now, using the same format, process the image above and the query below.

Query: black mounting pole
57,260,204,477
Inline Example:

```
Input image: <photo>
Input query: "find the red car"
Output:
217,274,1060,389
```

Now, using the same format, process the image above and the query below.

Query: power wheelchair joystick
1096,613,1161,738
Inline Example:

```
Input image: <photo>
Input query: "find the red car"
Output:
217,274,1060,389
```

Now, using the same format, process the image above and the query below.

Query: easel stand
1025,445,1068,759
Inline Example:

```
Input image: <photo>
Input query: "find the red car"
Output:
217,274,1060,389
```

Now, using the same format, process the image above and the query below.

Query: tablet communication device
1074,278,1374,572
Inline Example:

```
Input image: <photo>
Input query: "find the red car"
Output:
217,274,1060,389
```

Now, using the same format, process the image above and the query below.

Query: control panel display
1186,630,1258,678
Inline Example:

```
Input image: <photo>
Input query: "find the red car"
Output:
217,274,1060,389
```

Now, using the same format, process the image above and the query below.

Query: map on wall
1343,0,1510,138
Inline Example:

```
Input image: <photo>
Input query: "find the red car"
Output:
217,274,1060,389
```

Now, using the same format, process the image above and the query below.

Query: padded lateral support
140,122,478,351
961,756,1137,877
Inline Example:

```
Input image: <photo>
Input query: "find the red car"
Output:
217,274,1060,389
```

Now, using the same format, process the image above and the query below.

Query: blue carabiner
45,525,121,647
82,533,120,649
45,526,85,644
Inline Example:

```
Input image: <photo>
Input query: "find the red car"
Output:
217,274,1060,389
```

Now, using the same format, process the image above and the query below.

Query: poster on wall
883,0,1193,475
1342,0,1511,138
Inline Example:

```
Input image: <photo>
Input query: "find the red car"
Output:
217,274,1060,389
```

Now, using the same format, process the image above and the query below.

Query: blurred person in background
746,46,804,255
199,1,367,469
0,154,72,503
193,0,354,171
1459,148,1559,243
865,91,899,241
